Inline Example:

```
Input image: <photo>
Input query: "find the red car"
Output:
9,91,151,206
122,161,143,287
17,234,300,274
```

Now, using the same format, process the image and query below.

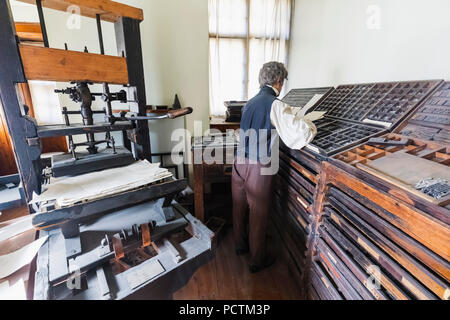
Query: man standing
232,61,317,273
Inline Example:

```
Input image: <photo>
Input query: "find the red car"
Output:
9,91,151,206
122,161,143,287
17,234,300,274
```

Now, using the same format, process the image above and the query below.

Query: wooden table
210,117,240,133
192,134,238,222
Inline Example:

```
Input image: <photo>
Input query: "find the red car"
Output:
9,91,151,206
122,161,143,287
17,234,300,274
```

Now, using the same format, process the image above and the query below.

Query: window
208,0,293,116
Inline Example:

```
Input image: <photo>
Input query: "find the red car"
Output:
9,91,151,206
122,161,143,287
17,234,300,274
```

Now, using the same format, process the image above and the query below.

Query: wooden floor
173,227,303,300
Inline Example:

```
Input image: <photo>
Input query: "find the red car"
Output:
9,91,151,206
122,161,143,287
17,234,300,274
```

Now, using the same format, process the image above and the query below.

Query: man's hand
302,111,326,122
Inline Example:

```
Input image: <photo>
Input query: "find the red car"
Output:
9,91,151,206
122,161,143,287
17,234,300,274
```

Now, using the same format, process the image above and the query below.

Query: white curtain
209,0,293,116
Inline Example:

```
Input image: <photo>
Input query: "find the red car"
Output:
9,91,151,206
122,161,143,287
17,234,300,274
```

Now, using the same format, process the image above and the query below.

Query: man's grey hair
258,61,288,87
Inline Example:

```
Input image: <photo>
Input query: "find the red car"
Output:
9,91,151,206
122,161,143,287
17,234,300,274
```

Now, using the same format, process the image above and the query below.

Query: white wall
117,0,210,179
116,0,210,148
287,0,450,90
10,0,211,180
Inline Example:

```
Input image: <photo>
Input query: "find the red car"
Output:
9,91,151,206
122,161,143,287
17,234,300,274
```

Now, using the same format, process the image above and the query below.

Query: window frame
209,0,292,102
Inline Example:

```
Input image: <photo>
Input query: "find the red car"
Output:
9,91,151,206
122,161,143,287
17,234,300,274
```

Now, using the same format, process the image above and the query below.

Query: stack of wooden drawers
272,82,449,300
311,161,449,300
272,147,320,297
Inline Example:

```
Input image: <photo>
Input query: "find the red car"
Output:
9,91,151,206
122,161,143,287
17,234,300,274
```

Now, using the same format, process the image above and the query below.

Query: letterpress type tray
397,81,450,144
282,87,334,109
283,80,443,156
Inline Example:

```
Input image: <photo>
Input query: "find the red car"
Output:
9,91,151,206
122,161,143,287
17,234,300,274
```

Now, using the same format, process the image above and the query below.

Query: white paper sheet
0,236,48,279
31,160,172,208
296,94,324,117
0,279,26,300
0,215,33,243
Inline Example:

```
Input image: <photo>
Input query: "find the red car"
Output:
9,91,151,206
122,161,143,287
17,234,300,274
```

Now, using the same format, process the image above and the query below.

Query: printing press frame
0,0,214,300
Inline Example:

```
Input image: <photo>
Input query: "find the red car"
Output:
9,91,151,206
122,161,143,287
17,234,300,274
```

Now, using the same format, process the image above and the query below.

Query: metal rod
36,0,49,47
96,14,105,55
118,115,171,121
62,107,70,126
62,110,105,115
115,107,193,121
62,107,77,159
111,136,116,154
95,14,114,124
103,84,113,120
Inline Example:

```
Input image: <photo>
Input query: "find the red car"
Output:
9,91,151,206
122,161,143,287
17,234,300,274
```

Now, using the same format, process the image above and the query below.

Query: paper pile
0,236,48,279
0,215,33,243
31,160,173,208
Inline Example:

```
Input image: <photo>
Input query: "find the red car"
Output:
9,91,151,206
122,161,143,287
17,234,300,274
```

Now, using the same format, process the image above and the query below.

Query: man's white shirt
267,86,318,150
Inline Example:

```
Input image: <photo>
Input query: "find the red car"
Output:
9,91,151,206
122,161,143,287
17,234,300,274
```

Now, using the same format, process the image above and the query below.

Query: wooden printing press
273,81,449,300
0,0,214,299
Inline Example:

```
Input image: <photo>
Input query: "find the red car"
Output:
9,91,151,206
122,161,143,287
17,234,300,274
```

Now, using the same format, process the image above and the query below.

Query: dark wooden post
114,17,151,161
0,0,42,204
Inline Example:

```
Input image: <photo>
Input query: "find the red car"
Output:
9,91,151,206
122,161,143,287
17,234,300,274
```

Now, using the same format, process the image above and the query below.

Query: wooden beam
0,103,18,176
16,0,143,22
15,22,43,42
19,45,129,84
17,83,35,118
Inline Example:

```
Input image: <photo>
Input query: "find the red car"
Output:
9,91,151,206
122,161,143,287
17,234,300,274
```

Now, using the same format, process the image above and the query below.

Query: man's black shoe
249,256,276,273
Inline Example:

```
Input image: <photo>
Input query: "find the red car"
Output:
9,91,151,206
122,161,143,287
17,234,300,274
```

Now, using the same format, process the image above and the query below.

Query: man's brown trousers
232,157,273,266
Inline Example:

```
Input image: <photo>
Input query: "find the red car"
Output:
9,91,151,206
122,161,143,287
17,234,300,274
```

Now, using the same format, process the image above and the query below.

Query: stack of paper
0,236,48,280
31,160,173,208
0,215,33,243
